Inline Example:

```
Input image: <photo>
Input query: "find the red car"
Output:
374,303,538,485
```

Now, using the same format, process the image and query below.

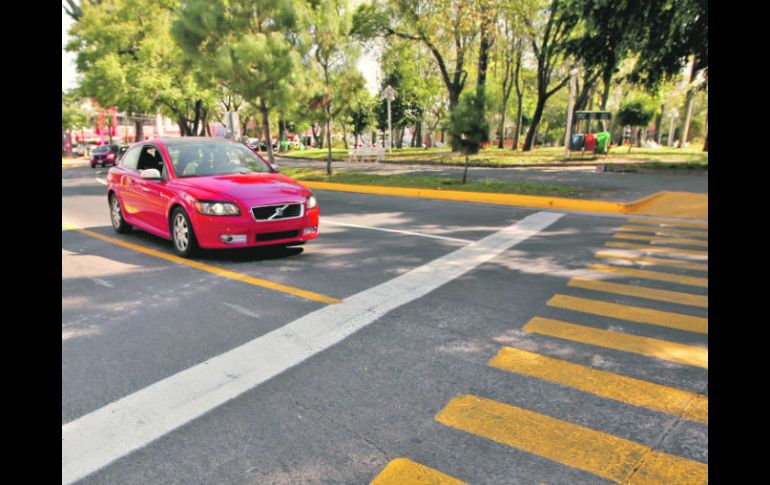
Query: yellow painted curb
304,182,708,220
304,181,630,214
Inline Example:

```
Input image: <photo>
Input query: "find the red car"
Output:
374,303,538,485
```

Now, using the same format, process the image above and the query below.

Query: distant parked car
91,144,120,168
72,144,86,156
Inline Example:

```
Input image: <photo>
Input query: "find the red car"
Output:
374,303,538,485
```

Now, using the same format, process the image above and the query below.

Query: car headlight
306,195,318,209
194,201,240,216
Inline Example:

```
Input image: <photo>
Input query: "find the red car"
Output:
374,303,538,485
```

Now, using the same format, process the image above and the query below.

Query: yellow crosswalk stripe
370,458,468,485
568,278,708,308
617,225,708,238
436,394,708,484
626,218,708,229
595,250,708,271
613,232,708,247
547,294,707,334
605,241,708,259
587,264,708,288
488,347,708,424
523,317,708,368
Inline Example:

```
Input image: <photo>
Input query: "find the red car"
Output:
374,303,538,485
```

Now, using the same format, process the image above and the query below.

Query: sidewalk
275,156,708,221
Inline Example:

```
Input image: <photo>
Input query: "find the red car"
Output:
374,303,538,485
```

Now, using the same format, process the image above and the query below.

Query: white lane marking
222,302,260,319
90,278,113,288
61,211,563,484
95,178,107,185
323,219,473,244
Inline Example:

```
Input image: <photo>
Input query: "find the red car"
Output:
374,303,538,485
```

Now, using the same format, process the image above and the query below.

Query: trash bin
570,133,585,151
584,133,597,152
595,131,610,154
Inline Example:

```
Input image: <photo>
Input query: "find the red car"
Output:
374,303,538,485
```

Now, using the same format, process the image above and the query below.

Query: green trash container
596,131,611,154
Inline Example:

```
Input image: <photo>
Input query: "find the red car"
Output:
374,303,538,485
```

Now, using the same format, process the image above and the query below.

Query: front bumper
191,207,320,249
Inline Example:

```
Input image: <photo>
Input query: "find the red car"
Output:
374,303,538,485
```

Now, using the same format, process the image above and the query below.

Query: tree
449,91,489,184
352,0,480,111
567,0,644,111
520,0,580,151
617,95,656,153
307,0,356,174
173,0,303,164
67,0,173,143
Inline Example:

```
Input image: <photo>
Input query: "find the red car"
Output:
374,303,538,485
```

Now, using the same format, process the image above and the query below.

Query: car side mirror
141,168,162,180
270,163,279,172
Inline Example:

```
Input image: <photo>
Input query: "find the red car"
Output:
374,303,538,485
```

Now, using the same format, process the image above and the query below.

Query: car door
113,145,143,223
133,144,175,236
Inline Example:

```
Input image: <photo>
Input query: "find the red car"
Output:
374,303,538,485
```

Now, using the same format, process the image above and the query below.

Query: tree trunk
260,102,275,164
679,55,699,149
462,153,469,184
325,106,333,176
511,46,523,151
599,69,612,111
655,104,665,144
341,121,348,150
134,119,144,143
319,123,326,149
523,96,546,151
192,100,202,137
702,110,708,152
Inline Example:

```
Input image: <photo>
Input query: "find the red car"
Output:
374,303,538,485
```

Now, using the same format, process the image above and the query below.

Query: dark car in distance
91,144,121,168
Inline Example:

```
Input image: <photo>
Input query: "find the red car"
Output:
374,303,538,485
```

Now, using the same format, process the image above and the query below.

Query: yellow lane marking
587,264,708,288
568,278,708,308
523,317,708,368
547,294,707,334
488,347,708,423
370,458,468,485
605,241,708,259
617,225,708,238
61,222,342,305
595,250,708,272
612,233,708,247
435,394,708,484
627,218,708,229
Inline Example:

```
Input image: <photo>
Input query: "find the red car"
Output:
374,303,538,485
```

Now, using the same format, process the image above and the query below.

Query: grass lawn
280,168,593,198
279,144,707,168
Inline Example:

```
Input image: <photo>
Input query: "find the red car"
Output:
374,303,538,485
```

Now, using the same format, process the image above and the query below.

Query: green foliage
449,91,490,156
617,95,657,127
173,0,301,112
62,92,91,132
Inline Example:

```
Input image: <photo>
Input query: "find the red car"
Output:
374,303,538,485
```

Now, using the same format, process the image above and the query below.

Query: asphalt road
62,165,708,484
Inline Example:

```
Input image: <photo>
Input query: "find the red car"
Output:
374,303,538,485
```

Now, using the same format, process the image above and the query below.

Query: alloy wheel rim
174,214,189,251
111,197,121,228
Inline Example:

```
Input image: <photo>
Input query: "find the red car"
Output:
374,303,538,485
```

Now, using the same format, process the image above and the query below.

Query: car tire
109,194,132,234
171,207,199,258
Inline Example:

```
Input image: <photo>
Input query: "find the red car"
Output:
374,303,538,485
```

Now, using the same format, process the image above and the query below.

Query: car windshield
166,141,272,178
93,145,110,153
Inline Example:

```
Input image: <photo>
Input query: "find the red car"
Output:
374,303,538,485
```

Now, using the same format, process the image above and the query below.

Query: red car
106,137,319,257
91,144,120,168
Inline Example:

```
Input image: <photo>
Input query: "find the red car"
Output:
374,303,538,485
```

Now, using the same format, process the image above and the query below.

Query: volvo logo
268,205,289,220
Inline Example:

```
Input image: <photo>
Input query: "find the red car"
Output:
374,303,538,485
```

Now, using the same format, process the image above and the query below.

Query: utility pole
381,85,398,155
564,68,579,156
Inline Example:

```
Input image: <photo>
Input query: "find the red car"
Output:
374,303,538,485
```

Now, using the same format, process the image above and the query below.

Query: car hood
172,173,310,204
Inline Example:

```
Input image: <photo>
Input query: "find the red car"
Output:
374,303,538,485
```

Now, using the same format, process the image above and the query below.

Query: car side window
136,145,165,175
121,146,141,170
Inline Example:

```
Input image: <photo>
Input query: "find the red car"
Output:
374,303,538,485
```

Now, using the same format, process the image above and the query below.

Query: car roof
151,137,241,147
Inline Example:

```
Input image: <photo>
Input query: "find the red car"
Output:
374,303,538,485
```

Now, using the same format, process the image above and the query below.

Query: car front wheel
171,207,199,258
110,194,132,233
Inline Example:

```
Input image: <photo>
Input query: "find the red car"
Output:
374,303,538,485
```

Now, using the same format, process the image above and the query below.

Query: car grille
251,203,303,221
255,230,299,242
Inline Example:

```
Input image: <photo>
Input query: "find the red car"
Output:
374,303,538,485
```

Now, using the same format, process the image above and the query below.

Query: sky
62,5,381,95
